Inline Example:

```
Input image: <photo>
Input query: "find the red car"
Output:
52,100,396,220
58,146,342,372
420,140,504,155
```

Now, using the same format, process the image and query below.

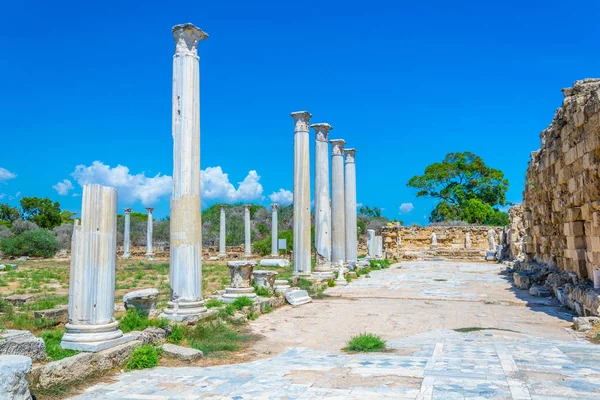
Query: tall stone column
292,111,312,275
312,123,334,279
244,205,252,256
271,203,279,257
367,229,375,259
344,148,358,267
145,207,154,259
61,184,132,351
219,205,226,257
330,139,346,265
163,23,208,320
122,208,132,259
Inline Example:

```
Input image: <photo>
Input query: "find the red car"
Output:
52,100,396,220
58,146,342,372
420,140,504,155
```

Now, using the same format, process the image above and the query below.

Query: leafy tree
60,210,77,224
0,229,60,257
407,152,509,225
0,204,21,226
359,206,383,218
20,197,62,229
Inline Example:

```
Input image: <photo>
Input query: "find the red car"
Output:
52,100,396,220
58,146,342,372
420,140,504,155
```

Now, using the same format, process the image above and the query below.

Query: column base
222,287,256,302
61,321,135,352
334,278,348,286
274,280,291,294
161,300,208,321
311,271,335,280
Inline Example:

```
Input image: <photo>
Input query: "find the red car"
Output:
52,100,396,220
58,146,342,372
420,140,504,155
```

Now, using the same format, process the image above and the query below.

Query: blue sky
1,0,599,224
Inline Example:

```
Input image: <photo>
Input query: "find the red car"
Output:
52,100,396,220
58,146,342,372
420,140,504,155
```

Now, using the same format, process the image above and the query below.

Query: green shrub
0,229,60,258
344,333,386,352
205,299,224,308
221,304,235,316
168,324,185,344
263,304,273,313
327,279,335,287
253,285,271,297
187,317,249,355
126,345,160,370
247,311,259,320
119,309,150,333
231,296,253,310
40,330,79,361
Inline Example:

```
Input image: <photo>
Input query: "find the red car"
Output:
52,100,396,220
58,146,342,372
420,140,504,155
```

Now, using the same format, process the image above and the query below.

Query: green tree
20,197,62,229
60,210,77,224
359,206,382,218
407,152,509,224
0,204,21,226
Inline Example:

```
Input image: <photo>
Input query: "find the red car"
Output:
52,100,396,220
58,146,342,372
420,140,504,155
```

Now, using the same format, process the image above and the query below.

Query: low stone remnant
274,279,291,294
131,327,168,345
335,260,348,287
223,260,257,301
529,284,552,298
284,290,312,306
573,316,600,331
514,271,532,290
123,288,159,315
33,305,68,323
430,232,438,249
0,355,32,400
0,264,17,271
0,330,45,362
5,294,35,305
259,259,290,268
485,251,497,262
162,343,203,361
253,270,277,293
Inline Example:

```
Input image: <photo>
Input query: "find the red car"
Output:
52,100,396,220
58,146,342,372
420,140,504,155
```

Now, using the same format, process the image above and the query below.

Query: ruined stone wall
523,79,600,285
381,225,500,252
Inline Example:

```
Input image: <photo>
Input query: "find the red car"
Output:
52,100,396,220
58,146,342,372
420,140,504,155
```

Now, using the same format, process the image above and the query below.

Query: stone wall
523,79,600,286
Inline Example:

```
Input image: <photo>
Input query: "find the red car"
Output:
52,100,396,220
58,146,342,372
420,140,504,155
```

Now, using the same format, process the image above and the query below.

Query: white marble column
312,123,334,278
271,203,279,257
344,148,358,267
367,229,375,259
122,208,131,259
330,139,346,265
219,205,226,257
292,111,312,275
61,184,132,351
163,23,208,320
145,207,154,259
244,205,252,256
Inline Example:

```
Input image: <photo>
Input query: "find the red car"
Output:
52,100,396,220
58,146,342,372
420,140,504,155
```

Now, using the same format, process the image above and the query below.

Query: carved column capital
311,123,333,142
330,139,346,156
172,23,208,55
291,111,312,132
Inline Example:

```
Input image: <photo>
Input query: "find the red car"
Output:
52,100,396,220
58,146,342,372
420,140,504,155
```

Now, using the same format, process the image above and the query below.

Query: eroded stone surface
284,290,312,306
0,355,31,400
0,330,45,362
162,344,203,361
123,288,159,314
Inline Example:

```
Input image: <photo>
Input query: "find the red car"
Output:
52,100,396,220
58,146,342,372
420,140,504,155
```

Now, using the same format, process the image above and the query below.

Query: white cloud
53,179,74,196
269,189,293,206
71,161,172,206
399,203,414,214
0,193,5,199
0,168,16,183
201,167,264,203
15,192,21,198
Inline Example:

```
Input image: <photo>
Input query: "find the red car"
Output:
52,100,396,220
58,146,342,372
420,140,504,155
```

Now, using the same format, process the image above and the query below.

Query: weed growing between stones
205,298,224,308
40,329,78,361
327,278,335,287
231,296,253,310
119,309,168,333
167,324,185,344
262,304,273,313
186,316,253,355
126,345,161,370
344,333,387,352
253,285,271,297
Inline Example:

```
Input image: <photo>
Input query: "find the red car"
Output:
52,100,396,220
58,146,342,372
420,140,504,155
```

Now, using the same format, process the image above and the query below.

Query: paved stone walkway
73,261,600,399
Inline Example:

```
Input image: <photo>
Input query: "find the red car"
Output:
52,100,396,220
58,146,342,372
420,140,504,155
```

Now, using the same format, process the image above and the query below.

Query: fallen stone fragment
285,290,312,306
123,288,159,315
573,316,600,331
274,279,291,294
0,355,32,400
5,294,35,305
34,305,68,323
259,259,290,268
513,271,532,290
0,330,45,362
162,344,203,361
529,284,552,298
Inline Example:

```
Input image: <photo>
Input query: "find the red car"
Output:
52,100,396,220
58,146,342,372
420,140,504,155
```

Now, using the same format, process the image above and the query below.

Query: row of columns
292,111,360,277
121,207,155,260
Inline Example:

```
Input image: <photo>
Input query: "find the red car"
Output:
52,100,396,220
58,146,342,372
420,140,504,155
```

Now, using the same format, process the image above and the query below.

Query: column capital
291,111,312,132
220,204,226,211
271,203,279,211
124,208,132,213
145,207,155,213
172,23,208,55
310,123,333,142
244,204,251,211
344,148,357,163
330,139,346,156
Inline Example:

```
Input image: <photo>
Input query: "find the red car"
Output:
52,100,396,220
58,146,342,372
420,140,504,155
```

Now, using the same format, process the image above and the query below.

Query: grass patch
167,324,185,344
344,333,386,352
20,294,69,311
40,329,79,361
231,296,253,310
119,309,168,333
187,317,251,355
205,298,224,308
454,327,518,333
126,345,160,370
262,304,273,313
253,285,271,297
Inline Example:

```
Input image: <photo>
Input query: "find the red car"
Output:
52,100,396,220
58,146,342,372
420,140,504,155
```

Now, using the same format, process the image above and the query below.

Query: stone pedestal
0,355,32,400
219,205,226,257
145,207,154,260
122,208,131,259
344,148,358,267
375,236,383,259
292,111,312,275
334,260,348,286
163,23,209,321
62,184,133,352
223,261,257,301
253,270,278,294
330,139,346,265
271,203,279,256
244,205,252,256
274,279,292,293
366,229,375,259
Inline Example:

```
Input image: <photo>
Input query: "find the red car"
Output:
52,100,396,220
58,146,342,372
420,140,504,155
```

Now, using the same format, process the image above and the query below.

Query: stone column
145,207,154,259
61,184,132,351
244,205,252,256
271,203,279,257
344,148,358,268
122,208,131,259
312,123,334,279
218,205,226,257
163,23,208,320
367,229,375,259
330,139,346,265
223,261,257,301
292,111,312,275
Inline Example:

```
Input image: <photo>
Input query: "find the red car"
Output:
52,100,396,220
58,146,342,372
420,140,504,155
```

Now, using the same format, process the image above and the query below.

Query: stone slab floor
74,261,600,399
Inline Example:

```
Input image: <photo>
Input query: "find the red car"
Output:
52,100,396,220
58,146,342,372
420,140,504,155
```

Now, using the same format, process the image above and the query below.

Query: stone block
284,290,312,306
485,251,497,261
513,271,532,290
0,330,45,362
34,305,68,323
259,259,290,268
0,355,32,400
130,327,168,345
573,316,600,331
529,284,552,297
61,333,136,352
274,279,291,294
123,288,159,315
162,343,203,361
5,294,35,305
